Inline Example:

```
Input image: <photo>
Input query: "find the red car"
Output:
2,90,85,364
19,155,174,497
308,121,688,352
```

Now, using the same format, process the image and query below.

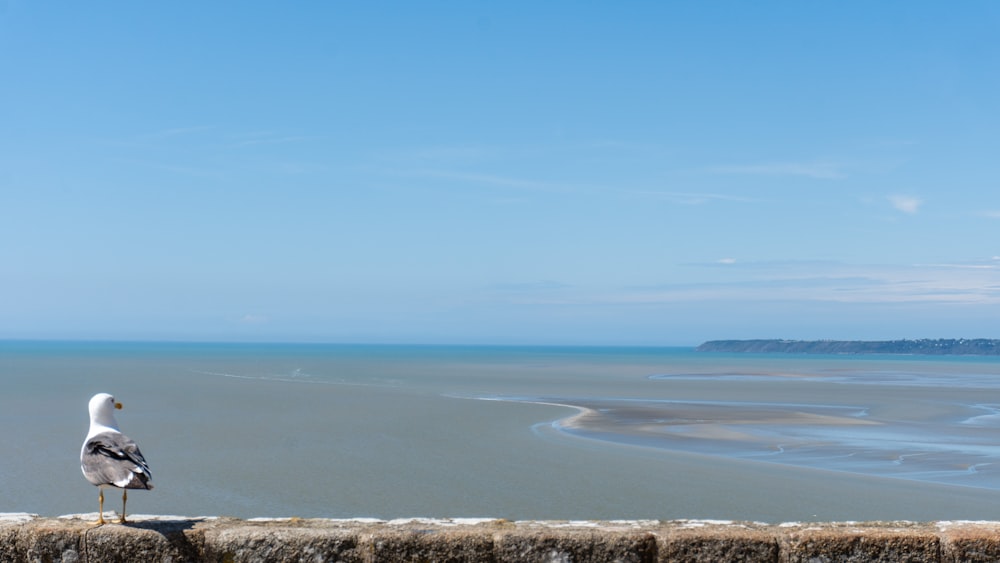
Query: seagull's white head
87,392,122,435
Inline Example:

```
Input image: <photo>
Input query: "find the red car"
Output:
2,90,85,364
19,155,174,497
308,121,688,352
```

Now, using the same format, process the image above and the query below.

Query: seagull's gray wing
81,431,153,489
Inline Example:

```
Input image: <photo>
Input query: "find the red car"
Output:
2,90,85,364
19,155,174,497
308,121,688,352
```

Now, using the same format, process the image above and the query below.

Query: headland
696,338,1000,355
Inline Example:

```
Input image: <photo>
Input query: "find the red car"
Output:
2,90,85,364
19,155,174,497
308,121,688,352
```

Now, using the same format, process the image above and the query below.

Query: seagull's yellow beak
114,402,122,410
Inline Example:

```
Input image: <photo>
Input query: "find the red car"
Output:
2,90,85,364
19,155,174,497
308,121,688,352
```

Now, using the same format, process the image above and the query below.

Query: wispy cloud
708,160,846,179
888,194,922,214
399,169,757,205
389,146,502,163
503,260,1000,307
916,257,1000,270
239,314,268,324
108,157,225,179
629,191,753,205
403,169,573,193
386,139,672,165
146,125,215,139
230,133,318,148
490,281,573,291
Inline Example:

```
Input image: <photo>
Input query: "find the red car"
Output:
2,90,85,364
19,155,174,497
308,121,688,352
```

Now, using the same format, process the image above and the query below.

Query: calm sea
4,341,1000,522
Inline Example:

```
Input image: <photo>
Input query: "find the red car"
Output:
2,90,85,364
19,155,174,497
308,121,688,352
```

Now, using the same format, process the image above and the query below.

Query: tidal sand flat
512,357,1000,491
3,342,1000,522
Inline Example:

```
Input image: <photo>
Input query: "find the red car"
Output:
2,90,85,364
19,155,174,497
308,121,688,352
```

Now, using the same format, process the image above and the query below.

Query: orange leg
119,490,128,523
96,487,106,525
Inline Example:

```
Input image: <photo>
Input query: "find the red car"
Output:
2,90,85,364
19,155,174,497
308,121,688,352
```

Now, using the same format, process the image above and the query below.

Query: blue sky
2,2,999,345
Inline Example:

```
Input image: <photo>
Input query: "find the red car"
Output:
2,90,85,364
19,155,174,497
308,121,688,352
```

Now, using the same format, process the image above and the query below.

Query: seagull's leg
119,490,128,523
96,487,106,525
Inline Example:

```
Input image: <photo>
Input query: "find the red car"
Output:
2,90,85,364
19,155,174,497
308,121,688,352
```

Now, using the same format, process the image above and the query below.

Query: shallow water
3,341,1000,522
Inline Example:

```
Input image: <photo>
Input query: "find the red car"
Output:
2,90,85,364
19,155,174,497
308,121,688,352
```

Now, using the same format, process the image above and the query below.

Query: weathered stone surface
369,527,496,562
658,521,778,563
0,515,30,563
4,516,1000,562
201,519,363,563
938,521,1000,563
82,517,206,563
22,520,85,563
779,522,940,563
493,521,656,563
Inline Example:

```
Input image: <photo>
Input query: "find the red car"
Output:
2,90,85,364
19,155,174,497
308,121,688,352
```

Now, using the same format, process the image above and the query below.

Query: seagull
80,393,153,524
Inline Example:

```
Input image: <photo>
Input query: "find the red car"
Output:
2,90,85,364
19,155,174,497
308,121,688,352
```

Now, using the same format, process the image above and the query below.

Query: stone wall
2,514,1000,562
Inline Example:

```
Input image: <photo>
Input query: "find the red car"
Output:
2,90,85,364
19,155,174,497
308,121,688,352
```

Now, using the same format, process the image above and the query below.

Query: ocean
3,341,1000,523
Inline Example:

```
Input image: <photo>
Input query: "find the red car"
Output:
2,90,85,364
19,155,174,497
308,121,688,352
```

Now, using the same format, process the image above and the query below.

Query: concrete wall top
3,514,1000,562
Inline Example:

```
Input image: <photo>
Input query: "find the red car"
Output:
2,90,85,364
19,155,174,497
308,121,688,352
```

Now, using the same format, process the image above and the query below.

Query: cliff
695,338,1000,355
3,514,1000,562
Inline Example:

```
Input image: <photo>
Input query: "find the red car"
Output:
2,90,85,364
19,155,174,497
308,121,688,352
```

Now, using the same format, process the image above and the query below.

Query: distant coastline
695,338,1000,356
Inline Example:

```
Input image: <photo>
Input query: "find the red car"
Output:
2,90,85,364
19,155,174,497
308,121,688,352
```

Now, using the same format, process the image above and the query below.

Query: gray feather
81,431,153,490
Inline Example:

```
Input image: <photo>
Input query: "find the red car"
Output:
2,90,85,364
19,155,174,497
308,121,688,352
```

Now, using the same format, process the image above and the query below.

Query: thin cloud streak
230,135,318,148
502,261,1000,307
146,125,216,138
629,191,754,205
490,280,573,291
708,161,847,179
403,169,576,193
107,157,226,179
400,170,755,204
386,145,503,163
